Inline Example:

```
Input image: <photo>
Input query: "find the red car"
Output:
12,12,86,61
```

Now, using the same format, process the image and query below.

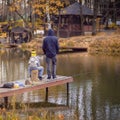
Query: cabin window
74,16,80,24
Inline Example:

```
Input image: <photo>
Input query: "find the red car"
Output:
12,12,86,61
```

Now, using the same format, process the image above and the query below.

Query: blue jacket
42,29,59,58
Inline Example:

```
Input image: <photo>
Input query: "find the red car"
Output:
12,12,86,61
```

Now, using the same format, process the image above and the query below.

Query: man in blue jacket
42,29,59,79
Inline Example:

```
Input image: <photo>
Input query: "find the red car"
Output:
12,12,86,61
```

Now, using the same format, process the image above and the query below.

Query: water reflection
0,49,120,120
0,48,30,83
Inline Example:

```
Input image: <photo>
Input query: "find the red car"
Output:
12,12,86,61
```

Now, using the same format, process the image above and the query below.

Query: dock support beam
45,87,48,102
66,83,69,106
4,97,8,108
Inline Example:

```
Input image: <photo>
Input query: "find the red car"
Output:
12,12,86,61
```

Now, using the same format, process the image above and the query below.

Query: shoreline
0,30,120,56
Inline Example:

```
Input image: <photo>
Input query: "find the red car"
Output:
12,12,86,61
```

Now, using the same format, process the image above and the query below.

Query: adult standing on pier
42,29,59,79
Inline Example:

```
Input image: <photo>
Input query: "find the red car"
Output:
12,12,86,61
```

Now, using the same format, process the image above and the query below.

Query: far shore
0,30,120,56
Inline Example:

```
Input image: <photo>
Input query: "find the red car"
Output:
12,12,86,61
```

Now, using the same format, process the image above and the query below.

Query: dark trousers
46,56,57,78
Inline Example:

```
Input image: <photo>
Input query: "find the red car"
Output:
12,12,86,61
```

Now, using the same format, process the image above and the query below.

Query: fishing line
71,72,100,78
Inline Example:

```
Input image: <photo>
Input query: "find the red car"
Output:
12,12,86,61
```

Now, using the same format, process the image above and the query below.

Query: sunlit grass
0,100,66,120
0,86,68,120
89,29,120,55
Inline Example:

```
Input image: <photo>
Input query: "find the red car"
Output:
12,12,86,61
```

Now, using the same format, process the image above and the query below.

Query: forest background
0,0,120,55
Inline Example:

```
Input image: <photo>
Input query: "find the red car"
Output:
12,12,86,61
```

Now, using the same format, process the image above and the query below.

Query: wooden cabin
10,26,32,44
53,2,94,37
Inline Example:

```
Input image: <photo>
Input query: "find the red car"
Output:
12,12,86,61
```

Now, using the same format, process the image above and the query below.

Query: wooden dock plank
0,75,73,98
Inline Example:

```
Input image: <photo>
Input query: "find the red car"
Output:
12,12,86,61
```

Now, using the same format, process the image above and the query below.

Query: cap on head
31,50,36,57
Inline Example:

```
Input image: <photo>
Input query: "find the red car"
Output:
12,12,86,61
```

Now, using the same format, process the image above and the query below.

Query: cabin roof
60,2,93,16
11,26,30,33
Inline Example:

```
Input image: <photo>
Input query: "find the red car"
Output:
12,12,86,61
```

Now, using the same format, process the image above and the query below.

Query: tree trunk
15,10,28,27
57,9,61,38
92,0,98,35
79,1,84,35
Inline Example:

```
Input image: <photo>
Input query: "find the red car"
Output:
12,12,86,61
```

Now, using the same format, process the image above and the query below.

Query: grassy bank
88,30,120,55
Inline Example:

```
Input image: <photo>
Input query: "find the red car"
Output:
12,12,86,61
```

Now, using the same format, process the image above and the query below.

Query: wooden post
45,87,48,102
31,70,39,82
66,83,69,106
4,97,8,108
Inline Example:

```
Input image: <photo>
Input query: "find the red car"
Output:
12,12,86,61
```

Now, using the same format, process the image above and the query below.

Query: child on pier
28,50,44,80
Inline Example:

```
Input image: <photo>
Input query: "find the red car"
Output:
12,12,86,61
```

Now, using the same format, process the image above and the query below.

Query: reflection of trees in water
75,62,120,119
57,54,81,76
0,48,30,62
21,86,66,103
71,81,92,120
0,48,30,83
71,77,120,120
58,53,120,119
0,51,120,119
10,48,30,60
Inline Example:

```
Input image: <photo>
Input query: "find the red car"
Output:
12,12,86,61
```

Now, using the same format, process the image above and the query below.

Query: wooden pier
0,75,73,108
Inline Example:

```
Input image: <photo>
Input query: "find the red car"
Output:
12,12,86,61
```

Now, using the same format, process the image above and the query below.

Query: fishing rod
71,72,101,78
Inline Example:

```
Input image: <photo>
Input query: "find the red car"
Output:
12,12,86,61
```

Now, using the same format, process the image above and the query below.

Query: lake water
0,48,120,120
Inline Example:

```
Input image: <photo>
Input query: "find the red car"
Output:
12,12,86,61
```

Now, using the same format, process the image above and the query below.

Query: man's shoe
53,76,56,79
47,77,51,79
39,76,42,80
